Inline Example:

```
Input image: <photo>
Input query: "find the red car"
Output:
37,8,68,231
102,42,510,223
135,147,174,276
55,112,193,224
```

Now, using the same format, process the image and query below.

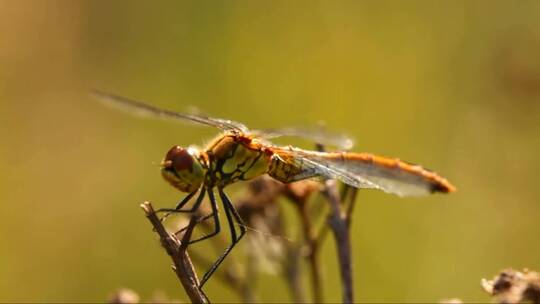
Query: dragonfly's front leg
156,186,206,222
159,186,220,244
198,187,246,288
174,212,215,238
187,187,221,245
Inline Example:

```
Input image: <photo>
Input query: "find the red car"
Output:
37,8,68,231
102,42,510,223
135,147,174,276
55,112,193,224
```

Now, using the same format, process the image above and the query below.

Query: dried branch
141,202,209,304
321,179,354,304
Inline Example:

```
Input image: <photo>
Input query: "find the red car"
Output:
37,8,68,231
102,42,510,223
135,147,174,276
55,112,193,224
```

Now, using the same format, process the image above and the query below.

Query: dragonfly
94,90,456,288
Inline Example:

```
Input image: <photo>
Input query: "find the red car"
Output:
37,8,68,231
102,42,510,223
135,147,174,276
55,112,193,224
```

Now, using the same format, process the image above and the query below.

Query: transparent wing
253,126,354,150
271,148,377,188
273,147,455,197
92,90,249,132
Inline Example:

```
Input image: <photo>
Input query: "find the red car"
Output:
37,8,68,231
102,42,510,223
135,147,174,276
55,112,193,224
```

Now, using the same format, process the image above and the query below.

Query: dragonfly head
161,146,205,192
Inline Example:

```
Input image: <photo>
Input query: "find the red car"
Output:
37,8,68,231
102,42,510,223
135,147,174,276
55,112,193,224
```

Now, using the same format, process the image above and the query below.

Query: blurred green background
1,1,540,302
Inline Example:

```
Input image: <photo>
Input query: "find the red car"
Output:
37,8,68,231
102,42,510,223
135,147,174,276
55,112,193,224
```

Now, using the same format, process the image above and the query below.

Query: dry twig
141,202,209,304
321,180,354,304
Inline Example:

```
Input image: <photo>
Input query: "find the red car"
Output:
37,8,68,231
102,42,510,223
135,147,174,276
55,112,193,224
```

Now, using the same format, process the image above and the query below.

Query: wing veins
92,90,248,132
275,148,437,196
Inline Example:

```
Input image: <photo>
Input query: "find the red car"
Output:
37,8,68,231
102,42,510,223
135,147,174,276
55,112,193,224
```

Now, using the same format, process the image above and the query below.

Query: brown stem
283,242,306,303
297,200,323,302
345,188,358,227
322,180,354,304
141,202,209,304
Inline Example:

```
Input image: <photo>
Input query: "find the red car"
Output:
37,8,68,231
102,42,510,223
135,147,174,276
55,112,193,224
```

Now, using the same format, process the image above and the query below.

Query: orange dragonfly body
94,90,455,287
163,131,454,197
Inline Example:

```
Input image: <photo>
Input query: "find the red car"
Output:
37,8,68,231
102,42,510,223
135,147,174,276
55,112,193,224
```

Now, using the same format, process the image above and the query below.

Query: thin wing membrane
92,90,249,132
254,126,354,150
271,149,378,189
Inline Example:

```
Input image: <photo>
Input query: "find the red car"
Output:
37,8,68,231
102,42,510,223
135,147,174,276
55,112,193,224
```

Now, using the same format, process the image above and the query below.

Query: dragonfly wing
271,148,380,189
254,126,354,150
92,90,249,132
273,148,455,197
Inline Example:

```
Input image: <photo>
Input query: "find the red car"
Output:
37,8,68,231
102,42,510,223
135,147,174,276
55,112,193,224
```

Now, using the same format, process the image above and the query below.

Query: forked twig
141,202,209,304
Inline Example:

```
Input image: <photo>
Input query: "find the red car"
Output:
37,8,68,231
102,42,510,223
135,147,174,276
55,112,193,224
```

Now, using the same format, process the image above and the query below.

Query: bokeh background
2,1,540,302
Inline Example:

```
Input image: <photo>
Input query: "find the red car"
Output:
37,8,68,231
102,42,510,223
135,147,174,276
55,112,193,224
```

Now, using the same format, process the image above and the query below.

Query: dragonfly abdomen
270,146,455,196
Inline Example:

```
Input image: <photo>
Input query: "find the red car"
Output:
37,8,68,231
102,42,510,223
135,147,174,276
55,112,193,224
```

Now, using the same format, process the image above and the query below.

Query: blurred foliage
1,1,540,302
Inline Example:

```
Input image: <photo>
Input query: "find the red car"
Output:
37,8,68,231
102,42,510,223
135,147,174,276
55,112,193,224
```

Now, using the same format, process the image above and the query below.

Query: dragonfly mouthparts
161,160,173,168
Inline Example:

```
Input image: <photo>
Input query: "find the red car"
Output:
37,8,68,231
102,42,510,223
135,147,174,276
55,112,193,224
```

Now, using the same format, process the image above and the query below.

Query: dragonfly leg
174,212,214,238
156,190,196,214
220,188,247,240
157,186,206,222
198,187,246,288
187,188,221,245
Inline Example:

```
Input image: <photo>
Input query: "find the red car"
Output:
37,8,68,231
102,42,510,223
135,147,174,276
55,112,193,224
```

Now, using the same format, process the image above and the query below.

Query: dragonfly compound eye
161,146,204,192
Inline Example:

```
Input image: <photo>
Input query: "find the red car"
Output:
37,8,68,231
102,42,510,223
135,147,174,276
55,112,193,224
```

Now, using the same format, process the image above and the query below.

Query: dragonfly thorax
161,145,206,192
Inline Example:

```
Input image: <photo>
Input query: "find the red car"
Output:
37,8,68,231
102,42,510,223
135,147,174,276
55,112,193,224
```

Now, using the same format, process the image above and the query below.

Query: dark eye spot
165,146,193,173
